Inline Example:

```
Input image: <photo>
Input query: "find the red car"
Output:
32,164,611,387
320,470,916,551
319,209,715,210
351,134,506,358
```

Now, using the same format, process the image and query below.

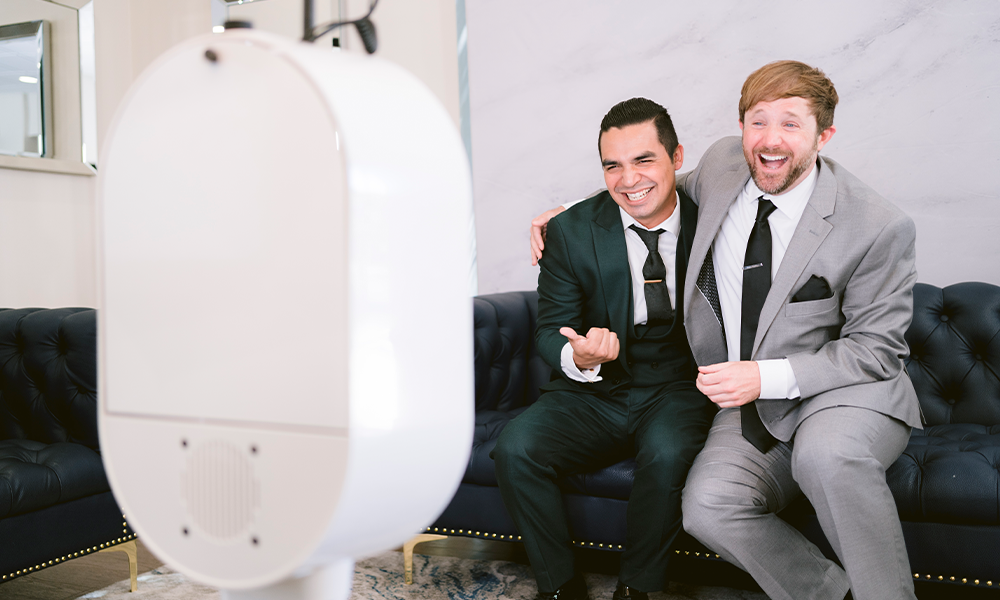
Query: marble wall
466,0,1000,294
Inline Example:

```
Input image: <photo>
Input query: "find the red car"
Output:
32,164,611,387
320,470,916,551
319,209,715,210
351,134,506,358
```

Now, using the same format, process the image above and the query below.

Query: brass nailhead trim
912,573,991,586
5,536,126,581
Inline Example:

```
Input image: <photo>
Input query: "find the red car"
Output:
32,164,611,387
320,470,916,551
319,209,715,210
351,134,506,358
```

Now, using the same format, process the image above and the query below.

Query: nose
621,164,641,188
763,123,783,147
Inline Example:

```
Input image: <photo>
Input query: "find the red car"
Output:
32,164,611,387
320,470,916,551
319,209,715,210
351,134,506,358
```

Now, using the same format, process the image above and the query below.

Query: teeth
626,188,650,201
760,154,786,161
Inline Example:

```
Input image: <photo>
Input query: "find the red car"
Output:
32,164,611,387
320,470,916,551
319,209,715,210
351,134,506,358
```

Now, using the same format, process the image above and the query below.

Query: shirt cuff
561,342,602,383
757,358,800,399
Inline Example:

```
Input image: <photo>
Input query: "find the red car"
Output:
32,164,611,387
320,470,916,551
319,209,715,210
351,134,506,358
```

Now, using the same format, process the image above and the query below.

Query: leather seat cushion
888,423,1000,525
0,439,110,518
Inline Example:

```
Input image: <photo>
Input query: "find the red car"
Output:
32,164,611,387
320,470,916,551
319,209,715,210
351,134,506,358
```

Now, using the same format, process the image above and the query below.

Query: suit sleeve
676,169,697,206
676,137,738,207
787,212,917,399
535,216,587,376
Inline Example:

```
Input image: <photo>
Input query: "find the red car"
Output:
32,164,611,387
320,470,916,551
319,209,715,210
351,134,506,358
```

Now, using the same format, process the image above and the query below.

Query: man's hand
696,361,761,408
530,206,566,266
560,326,619,370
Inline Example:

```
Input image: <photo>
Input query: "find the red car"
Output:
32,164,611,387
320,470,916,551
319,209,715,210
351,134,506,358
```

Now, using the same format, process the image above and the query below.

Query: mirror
0,0,96,174
0,20,50,157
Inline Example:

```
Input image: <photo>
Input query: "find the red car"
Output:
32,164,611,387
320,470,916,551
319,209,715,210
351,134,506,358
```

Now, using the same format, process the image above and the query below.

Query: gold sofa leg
402,533,448,585
99,539,138,592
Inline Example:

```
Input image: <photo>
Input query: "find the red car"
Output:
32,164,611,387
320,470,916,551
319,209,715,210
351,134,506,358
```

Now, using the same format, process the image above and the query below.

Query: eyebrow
602,151,657,168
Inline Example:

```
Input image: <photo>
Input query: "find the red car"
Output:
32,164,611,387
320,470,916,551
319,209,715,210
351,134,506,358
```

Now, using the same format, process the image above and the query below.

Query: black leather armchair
0,308,137,586
427,282,1000,591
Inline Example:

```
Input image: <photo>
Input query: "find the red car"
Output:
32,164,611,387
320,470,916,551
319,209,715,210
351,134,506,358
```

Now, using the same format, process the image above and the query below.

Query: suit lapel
671,189,697,331
685,165,749,308
684,162,749,362
591,195,631,366
754,160,836,354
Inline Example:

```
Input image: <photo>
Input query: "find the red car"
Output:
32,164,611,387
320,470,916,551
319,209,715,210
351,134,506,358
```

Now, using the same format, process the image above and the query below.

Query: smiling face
740,96,835,195
600,120,684,228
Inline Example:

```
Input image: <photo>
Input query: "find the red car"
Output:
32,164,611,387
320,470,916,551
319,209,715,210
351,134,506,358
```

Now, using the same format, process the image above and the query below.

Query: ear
673,144,684,171
738,119,744,132
816,126,836,152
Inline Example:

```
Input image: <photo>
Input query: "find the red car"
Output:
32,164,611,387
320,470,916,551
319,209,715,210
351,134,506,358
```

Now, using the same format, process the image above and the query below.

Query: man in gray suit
530,61,921,600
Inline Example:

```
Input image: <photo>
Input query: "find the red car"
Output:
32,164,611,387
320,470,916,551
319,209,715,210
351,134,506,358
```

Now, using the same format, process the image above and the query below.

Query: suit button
651,362,659,368
613,378,621,385
627,361,634,367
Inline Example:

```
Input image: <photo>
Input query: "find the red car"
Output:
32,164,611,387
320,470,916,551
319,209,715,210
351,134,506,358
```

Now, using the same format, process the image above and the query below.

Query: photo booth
97,26,473,600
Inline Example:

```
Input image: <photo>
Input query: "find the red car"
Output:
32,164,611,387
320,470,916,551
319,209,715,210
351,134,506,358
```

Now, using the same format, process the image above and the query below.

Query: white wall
467,0,1000,294
0,0,460,307
0,0,92,306
0,0,211,307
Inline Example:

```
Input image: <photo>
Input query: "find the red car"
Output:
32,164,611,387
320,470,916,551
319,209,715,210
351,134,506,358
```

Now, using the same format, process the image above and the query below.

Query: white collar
618,193,681,237
743,158,820,221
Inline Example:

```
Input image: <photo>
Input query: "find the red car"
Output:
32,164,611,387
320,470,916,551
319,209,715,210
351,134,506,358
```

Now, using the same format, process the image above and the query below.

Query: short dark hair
599,98,679,157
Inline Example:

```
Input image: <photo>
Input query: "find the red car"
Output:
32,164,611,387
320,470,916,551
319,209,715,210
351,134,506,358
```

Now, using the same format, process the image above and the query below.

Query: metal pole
303,0,314,41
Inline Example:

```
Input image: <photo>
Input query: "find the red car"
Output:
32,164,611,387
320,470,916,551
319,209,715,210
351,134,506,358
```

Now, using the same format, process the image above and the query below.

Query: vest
626,319,696,388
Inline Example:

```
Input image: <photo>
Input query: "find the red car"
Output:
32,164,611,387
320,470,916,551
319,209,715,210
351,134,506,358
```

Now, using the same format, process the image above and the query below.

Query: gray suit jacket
680,136,922,441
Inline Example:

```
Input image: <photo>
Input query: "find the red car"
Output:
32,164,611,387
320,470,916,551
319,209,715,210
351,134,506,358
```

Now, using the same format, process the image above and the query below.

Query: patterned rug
75,551,766,600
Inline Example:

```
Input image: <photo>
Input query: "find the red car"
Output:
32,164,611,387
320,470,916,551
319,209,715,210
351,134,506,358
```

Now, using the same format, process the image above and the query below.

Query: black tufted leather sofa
428,282,1000,591
0,308,135,583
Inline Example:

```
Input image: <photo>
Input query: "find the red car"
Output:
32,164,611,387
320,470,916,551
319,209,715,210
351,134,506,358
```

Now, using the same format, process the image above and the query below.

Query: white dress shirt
560,199,680,382
712,165,819,399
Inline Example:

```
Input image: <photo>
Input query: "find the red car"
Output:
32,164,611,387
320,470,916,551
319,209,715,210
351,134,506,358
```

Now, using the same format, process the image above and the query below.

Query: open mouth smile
758,153,789,170
625,188,651,201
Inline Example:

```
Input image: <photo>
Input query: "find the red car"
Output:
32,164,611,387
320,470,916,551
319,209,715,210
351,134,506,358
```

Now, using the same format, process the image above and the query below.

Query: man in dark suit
493,98,715,600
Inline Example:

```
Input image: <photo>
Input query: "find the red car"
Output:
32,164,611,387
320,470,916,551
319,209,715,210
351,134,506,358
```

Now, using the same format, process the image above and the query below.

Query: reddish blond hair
739,61,839,132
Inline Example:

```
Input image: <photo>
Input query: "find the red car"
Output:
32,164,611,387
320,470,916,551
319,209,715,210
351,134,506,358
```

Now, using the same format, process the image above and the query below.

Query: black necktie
629,225,672,323
740,198,779,453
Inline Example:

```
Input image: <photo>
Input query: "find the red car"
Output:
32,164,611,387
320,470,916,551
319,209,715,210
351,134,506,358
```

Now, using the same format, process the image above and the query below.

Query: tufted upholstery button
976,354,983,361
940,314,949,322
472,293,549,413
947,398,956,405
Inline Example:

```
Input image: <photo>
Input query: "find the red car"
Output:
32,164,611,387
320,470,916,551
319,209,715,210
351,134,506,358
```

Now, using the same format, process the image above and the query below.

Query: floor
1,539,164,600
2,536,997,599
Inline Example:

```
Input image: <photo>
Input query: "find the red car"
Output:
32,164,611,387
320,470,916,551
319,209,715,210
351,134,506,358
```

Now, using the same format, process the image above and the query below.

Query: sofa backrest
473,292,550,412
473,283,1000,427
905,282,1000,427
0,308,99,448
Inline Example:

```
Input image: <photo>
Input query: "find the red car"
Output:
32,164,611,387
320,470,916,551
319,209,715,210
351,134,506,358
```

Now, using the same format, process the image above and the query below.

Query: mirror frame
0,0,96,176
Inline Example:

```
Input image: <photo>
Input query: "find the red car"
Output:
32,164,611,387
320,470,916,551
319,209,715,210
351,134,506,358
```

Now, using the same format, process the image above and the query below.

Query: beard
744,141,818,196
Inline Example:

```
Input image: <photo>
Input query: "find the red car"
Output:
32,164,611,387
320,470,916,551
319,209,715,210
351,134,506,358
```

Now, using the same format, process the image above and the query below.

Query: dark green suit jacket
536,189,698,396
